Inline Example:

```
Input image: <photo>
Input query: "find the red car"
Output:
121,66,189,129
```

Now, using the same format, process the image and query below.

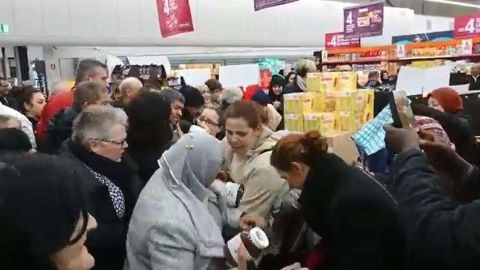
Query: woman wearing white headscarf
124,129,229,270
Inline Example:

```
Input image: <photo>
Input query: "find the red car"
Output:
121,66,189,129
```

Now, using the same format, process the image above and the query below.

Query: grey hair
0,115,20,129
157,88,185,104
72,105,127,143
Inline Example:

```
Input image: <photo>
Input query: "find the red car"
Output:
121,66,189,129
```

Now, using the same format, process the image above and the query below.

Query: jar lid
249,227,269,249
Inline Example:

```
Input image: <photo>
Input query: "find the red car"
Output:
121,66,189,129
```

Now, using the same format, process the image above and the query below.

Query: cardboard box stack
283,71,374,135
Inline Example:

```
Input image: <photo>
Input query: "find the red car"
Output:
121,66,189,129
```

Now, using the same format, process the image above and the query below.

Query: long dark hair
126,91,173,149
0,154,88,269
11,85,42,115
268,74,285,102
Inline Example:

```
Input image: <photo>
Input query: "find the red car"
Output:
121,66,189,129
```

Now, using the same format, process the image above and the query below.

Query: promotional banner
344,1,384,38
156,0,194,37
454,12,480,39
392,31,453,45
325,32,361,50
254,0,298,11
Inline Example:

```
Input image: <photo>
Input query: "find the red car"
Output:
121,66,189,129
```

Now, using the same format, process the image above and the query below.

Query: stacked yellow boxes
283,93,312,132
355,88,375,126
284,71,374,134
303,112,336,135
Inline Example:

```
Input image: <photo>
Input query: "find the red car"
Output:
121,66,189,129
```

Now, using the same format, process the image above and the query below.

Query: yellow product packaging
283,93,312,114
321,72,339,92
283,93,302,114
355,111,365,129
284,114,304,132
335,111,357,132
335,91,357,111
363,109,374,123
355,90,367,111
324,91,336,112
306,72,323,92
337,71,357,90
311,92,325,112
300,93,313,114
303,113,336,135
365,88,374,113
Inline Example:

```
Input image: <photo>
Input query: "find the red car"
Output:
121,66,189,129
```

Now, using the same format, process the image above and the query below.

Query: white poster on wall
176,69,211,86
219,64,260,87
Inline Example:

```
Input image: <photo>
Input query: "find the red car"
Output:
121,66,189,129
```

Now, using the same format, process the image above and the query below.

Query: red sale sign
454,12,480,38
325,32,361,50
156,0,194,37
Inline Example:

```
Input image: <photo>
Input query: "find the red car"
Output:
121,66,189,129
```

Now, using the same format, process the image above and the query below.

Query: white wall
0,0,452,47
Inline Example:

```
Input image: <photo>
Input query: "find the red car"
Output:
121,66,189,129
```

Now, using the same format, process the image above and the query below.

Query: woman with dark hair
285,71,297,86
269,75,286,130
126,91,173,182
270,131,406,270
0,154,97,269
14,85,46,128
412,87,474,163
205,78,223,108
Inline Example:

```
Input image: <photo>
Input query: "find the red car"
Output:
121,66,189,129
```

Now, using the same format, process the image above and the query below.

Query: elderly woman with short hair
60,105,143,270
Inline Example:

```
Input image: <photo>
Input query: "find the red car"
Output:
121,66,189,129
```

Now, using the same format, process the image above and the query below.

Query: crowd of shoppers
1,58,480,270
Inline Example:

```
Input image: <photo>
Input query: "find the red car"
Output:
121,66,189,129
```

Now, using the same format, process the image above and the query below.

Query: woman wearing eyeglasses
60,105,143,270
198,107,223,139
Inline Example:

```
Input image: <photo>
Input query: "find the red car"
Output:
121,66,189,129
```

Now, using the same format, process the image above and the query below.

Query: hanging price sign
454,12,480,39
156,0,194,37
344,1,384,38
325,32,361,50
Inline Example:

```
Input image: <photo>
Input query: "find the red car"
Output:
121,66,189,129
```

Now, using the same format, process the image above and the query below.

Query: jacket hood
246,126,275,159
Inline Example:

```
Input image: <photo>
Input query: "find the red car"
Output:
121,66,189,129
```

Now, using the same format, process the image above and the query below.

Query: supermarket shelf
322,54,480,65
322,58,390,64
396,54,480,61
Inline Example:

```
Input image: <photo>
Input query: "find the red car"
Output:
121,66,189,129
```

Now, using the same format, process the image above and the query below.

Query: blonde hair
295,59,317,77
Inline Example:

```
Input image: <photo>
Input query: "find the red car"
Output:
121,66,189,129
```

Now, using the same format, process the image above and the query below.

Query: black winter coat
389,148,480,270
60,140,143,270
39,107,78,154
468,76,480,91
127,142,171,184
299,153,406,270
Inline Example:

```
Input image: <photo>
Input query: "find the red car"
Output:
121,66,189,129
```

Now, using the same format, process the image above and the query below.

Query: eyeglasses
92,138,127,146
198,115,219,127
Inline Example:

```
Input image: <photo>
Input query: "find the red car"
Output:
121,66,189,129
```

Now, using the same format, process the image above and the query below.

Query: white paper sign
396,66,424,96
175,69,211,86
396,65,451,96
461,39,473,55
422,65,451,95
219,64,260,87
396,45,406,58
450,84,470,94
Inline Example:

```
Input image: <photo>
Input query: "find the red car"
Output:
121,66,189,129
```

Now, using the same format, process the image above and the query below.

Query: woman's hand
384,124,420,154
240,213,266,230
273,101,282,110
237,243,248,270
216,170,230,182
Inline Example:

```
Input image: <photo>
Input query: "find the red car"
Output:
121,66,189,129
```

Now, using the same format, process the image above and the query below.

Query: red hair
428,87,463,113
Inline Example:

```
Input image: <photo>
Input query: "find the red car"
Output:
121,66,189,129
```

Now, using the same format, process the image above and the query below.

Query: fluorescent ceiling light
424,0,480,9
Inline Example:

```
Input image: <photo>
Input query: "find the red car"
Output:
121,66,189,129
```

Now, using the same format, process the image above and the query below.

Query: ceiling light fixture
424,0,480,9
